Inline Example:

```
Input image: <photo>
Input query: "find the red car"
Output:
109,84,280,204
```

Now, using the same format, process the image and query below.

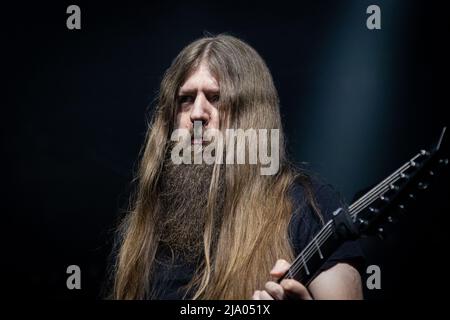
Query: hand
251,259,313,300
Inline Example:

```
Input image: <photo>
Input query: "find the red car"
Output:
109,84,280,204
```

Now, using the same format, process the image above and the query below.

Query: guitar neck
280,219,345,286
279,136,447,286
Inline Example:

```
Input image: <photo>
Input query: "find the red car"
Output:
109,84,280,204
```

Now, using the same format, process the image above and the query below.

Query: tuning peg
429,170,435,176
408,193,416,200
400,172,409,179
417,182,429,190
358,218,369,228
389,183,399,191
396,204,407,216
376,227,385,240
439,158,449,166
387,216,394,223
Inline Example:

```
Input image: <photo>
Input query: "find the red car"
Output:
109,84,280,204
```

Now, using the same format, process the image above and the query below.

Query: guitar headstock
351,127,448,239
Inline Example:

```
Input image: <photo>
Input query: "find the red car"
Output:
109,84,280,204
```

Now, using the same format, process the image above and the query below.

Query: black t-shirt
150,176,365,299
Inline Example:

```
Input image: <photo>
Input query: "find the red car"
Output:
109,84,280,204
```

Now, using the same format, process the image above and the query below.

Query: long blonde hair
112,34,319,299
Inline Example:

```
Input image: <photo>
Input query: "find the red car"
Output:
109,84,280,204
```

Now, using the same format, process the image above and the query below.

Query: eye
178,95,194,104
209,94,220,103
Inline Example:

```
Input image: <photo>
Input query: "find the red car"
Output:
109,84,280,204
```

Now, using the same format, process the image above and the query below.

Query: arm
308,262,363,299
252,259,363,300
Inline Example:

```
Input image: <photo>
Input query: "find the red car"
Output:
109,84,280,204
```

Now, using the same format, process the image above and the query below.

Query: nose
190,94,210,126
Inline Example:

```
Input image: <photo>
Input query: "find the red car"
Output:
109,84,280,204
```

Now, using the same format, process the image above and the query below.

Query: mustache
172,126,223,142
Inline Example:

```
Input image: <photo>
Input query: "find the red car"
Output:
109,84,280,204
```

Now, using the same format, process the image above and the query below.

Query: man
111,34,364,300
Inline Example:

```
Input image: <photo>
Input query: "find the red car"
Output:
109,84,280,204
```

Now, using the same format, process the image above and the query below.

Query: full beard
157,149,225,264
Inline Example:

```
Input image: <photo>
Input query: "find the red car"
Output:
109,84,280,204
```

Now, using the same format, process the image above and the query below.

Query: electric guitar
278,127,448,286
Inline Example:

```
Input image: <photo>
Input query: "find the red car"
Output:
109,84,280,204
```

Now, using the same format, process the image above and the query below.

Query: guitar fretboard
281,149,432,285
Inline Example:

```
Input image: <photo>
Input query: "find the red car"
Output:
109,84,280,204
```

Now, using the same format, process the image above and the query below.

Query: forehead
179,61,219,93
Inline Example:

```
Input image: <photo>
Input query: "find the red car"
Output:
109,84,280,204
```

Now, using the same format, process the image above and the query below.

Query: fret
349,150,430,222
301,254,310,276
281,221,335,284
279,127,447,288
313,237,324,260
281,221,342,285
349,152,423,211
349,159,414,220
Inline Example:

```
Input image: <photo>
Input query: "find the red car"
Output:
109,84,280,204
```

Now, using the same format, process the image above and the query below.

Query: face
176,61,220,144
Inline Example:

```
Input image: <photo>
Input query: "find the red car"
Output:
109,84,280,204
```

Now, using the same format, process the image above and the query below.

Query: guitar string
288,149,437,282
284,153,424,280
287,151,428,281
287,172,405,281
286,167,407,279
349,153,423,213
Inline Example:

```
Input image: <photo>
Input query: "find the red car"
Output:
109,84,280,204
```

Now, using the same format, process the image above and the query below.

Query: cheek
209,109,220,129
175,111,189,129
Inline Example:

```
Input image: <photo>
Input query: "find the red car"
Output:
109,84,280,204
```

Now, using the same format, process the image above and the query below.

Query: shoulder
288,173,345,251
289,173,347,225
288,172,366,274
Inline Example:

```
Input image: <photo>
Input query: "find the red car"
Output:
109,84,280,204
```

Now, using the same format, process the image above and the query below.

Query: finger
252,290,260,300
264,281,285,300
280,279,313,300
258,290,274,300
270,259,291,280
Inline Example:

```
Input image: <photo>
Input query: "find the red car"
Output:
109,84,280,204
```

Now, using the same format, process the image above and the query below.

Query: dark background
4,0,449,299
